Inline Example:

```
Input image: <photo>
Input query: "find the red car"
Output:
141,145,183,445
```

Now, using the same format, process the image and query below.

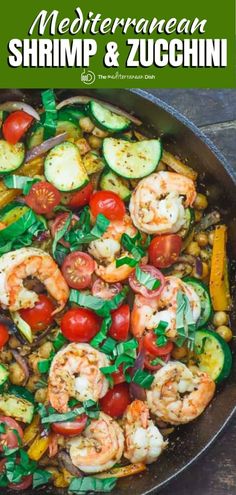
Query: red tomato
50,212,78,248
61,307,101,342
69,182,93,209
89,191,126,221
52,413,87,436
109,305,130,341
92,279,122,300
0,416,23,451
112,366,126,385
100,383,131,418
25,181,61,214
129,265,165,298
62,251,95,290
3,111,33,144
0,324,9,347
143,331,174,357
0,459,32,490
19,294,54,332
148,234,182,268
144,352,171,371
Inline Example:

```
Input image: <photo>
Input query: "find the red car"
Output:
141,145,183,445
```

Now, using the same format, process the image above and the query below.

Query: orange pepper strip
162,150,198,181
27,433,50,461
23,414,40,446
209,225,231,311
96,463,147,479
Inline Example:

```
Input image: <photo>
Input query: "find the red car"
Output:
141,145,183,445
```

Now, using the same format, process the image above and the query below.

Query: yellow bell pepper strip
23,414,40,446
162,150,198,181
27,432,51,461
210,225,231,311
96,463,147,479
0,157,44,209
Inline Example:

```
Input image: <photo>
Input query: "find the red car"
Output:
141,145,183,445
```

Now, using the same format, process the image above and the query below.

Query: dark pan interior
0,89,235,495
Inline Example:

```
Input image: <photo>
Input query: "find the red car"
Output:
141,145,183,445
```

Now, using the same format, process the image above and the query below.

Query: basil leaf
116,256,137,268
69,476,117,494
150,357,166,366
33,470,52,489
90,213,110,238
53,332,68,351
90,315,112,349
52,211,72,257
83,400,100,419
41,406,85,424
3,175,40,195
38,359,52,374
121,233,144,260
54,243,70,266
41,89,57,139
70,287,128,317
135,266,161,290
0,423,6,433
100,337,117,355
132,369,154,389
66,211,110,247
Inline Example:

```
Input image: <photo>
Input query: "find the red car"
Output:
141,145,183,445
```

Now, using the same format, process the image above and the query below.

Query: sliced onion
129,347,146,401
56,96,142,126
0,101,40,121
195,211,220,232
58,451,83,477
177,254,196,266
11,350,29,385
25,132,68,163
195,257,203,276
0,314,25,344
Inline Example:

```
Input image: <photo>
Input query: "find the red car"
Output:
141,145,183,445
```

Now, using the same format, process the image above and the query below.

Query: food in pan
0,91,233,492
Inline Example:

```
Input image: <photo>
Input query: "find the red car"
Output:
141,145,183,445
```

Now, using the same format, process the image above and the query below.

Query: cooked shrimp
129,171,196,234
67,412,124,473
131,276,201,339
0,247,69,313
88,214,138,283
123,400,167,464
147,361,215,425
48,343,110,413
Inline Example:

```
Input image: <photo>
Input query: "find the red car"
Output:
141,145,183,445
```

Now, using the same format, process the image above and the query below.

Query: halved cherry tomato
50,212,78,248
89,191,126,221
91,279,122,300
3,111,33,144
0,416,23,451
144,352,171,371
148,234,182,269
0,458,32,490
19,294,54,332
112,365,126,385
61,307,101,342
52,413,87,436
100,383,131,418
0,324,9,347
109,305,130,341
143,331,174,357
25,181,61,214
68,182,93,209
62,251,95,290
129,265,165,299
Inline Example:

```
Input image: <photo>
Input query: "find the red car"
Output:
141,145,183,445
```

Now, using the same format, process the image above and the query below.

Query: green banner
0,0,235,88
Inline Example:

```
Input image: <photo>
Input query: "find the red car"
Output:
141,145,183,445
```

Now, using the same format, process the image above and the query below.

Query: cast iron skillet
1,89,236,495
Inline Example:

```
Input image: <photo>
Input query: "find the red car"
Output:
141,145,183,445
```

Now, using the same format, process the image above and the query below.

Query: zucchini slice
194,329,232,383
83,151,105,175
10,310,33,343
103,138,162,179
0,394,34,423
183,277,212,327
100,170,131,200
45,141,89,192
0,364,8,386
0,140,25,174
88,100,131,132
179,208,195,239
27,114,82,149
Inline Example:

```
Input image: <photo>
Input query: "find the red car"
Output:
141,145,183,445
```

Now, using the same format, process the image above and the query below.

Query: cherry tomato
62,251,95,290
50,212,78,248
0,324,9,347
143,331,174,357
3,111,33,144
61,307,101,342
0,459,32,490
92,279,122,300
19,294,54,332
129,265,165,298
148,234,182,269
0,416,23,451
112,366,126,385
144,352,171,371
89,191,126,221
100,383,131,418
25,181,61,215
69,182,93,209
109,305,130,341
52,413,87,436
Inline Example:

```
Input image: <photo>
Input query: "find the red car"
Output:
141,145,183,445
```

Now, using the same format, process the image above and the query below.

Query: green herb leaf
37,359,52,374
100,337,117,355
33,470,52,488
3,175,40,195
69,476,117,494
41,89,57,139
65,210,110,247
41,400,100,424
0,423,6,433
90,315,112,349
132,369,154,389
53,332,68,351
52,211,72,257
135,266,161,290
116,256,137,268
150,357,166,366
70,287,128,317
121,233,144,260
